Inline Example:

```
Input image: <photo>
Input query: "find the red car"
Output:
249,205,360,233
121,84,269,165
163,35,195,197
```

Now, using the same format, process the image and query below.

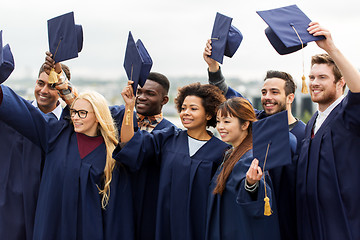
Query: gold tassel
125,109,131,125
48,68,59,84
291,25,308,94
262,142,272,216
301,75,308,94
264,196,272,216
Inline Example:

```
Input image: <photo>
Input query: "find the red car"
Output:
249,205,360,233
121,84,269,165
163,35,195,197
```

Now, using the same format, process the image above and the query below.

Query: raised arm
43,51,78,106
309,22,360,93
120,81,135,143
203,39,230,96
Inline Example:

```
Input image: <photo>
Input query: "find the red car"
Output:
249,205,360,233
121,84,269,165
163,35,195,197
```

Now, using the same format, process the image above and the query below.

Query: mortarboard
210,12,243,64
256,4,325,55
47,12,83,63
0,30,15,84
123,31,153,94
252,110,295,216
252,110,293,171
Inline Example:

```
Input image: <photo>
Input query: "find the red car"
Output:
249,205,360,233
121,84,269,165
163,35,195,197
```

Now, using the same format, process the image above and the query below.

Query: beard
262,100,287,115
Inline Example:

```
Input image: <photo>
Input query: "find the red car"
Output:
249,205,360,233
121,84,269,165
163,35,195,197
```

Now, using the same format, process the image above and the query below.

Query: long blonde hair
72,91,118,208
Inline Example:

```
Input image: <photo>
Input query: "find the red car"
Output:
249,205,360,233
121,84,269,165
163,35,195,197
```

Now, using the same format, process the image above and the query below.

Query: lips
38,94,50,101
136,102,148,108
182,118,193,124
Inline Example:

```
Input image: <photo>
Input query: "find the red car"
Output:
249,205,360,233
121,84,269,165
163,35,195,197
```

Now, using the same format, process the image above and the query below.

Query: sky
1,0,360,88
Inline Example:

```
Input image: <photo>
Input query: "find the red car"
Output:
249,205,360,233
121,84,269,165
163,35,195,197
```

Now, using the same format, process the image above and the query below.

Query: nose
310,78,320,87
263,92,272,100
137,92,146,101
40,84,50,94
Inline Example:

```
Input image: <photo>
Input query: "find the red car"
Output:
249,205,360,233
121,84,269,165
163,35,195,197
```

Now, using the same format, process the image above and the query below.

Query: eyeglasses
70,109,93,119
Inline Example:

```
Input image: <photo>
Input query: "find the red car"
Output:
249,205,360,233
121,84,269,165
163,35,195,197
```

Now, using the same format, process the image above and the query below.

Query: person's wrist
208,63,220,73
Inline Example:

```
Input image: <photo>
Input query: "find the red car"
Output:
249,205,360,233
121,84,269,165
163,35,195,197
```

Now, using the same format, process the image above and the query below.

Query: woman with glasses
114,81,230,240
0,86,133,240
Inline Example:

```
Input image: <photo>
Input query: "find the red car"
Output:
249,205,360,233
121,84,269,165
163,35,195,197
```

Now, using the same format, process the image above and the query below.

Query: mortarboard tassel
48,38,62,84
291,25,308,94
263,142,273,216
125,64,134,126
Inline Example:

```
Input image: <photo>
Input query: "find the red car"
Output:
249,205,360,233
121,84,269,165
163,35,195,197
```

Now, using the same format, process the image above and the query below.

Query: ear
336,77,345,92
286,93,295,105
241,121,250,131
161,95,169,106
206,114,212,121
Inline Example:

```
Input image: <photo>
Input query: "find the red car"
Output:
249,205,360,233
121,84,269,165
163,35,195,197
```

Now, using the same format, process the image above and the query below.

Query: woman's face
70,99,99,136
216,112,248,147
179,95,210,131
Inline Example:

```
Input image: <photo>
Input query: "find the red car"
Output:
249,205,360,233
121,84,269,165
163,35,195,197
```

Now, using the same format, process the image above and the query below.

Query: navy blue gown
113,126,230,240
297,91,360,240
0,85,134,240
206,150,281,240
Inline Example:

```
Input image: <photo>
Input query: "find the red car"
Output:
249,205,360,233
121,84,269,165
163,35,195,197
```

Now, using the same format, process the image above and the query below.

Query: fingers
246,158,263,186
203,39,212,56
308,22,330,37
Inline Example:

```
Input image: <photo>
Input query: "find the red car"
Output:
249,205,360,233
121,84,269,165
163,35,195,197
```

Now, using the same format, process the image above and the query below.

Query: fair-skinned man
297,22,360,240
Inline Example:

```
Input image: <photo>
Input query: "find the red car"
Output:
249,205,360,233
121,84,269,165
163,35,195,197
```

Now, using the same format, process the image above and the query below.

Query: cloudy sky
1,0,360,87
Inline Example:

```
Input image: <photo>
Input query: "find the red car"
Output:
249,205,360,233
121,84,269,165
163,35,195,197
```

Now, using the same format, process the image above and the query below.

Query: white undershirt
188,136,207,157
314,95,345,134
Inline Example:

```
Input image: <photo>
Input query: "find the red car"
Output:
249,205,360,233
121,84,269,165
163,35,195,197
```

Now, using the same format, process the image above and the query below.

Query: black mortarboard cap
210,12,243,64
0,30,15,84
123,31,153,94
257,5,325,55
252,111,292,171
47,12,83,63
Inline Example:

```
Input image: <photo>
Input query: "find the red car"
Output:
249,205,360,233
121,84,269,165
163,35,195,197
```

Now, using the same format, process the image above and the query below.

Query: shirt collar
317,94,345,117
32,100,63,120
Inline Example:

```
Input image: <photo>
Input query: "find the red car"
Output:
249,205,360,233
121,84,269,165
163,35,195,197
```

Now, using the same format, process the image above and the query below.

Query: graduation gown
225,84,305,239
130,118,174,240
297,91,360,240
113,126,230,240
206,150,281,240
0,85,134,240
0,102,66,240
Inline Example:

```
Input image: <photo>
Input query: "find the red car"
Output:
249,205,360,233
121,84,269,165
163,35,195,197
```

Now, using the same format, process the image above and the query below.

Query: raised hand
246,158,263,186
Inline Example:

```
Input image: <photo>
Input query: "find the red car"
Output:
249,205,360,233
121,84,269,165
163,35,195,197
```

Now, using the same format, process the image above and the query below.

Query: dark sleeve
0,85,3,105
208,67,229,96
342,91,360,134
0,85,49,151
112,126,177,172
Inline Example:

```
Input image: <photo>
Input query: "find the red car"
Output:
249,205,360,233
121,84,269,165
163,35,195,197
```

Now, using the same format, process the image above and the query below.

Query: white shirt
32,100,63,120
314,95,345,134
188,136,207,157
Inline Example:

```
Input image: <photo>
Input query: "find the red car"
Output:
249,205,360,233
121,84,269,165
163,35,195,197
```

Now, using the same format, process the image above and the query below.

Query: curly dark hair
174,82,226,127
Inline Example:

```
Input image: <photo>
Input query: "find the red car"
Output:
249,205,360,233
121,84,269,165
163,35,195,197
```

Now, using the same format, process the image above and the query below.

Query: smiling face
71,99,99,136
179,95,210,131
309,63,344,111
135,80,168,116
216,113,248,147
261,78,288,115
34,72,60,113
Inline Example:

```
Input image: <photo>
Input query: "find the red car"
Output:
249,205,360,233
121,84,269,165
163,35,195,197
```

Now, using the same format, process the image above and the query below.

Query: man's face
309,63,341,110
261,78,288,115
135,80,168,116
34,72,59,113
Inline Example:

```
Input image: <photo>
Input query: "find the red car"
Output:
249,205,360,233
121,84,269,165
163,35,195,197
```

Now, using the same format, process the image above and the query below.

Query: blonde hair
72,91,119,208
